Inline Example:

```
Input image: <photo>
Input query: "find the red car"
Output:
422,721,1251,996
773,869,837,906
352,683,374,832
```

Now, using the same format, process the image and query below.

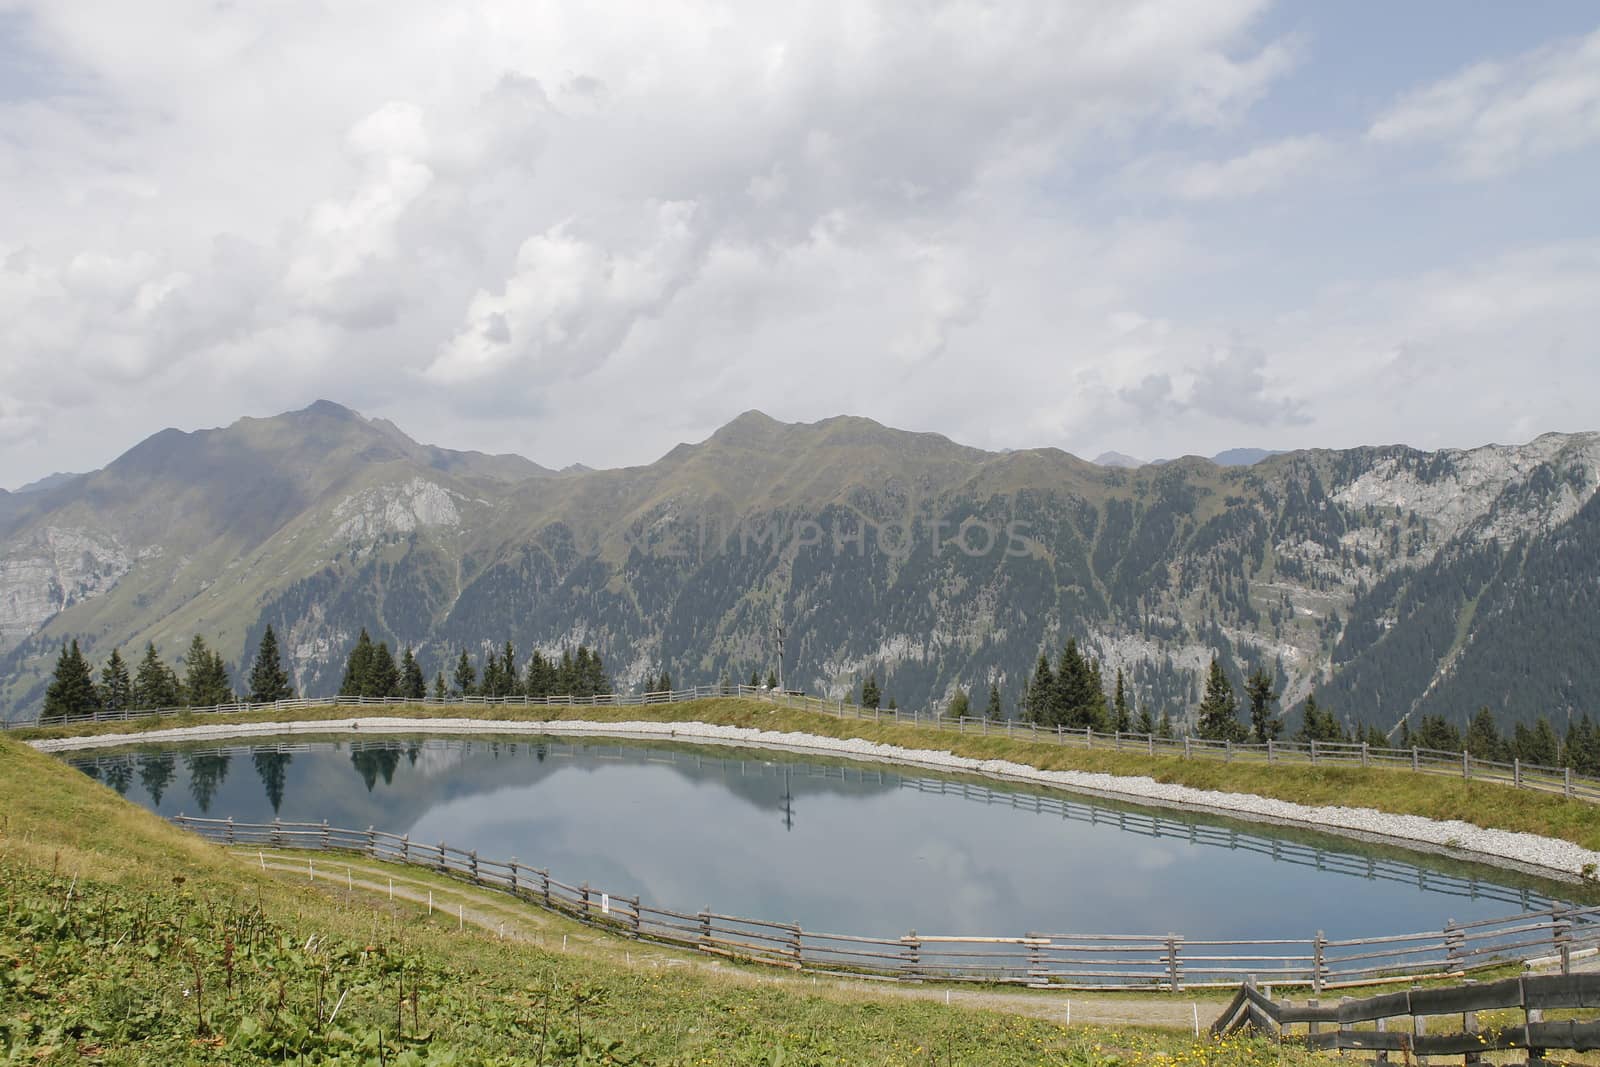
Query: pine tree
1135,702,1155,736
985,681,1002,721
453,650,477,697
766,669,778,689
526,651,554,699
132,643,180,710
1465,707,1505,760
99,647,132,714
1196,657,1246,741
750,670,761,688
1244,668,1280,743
861,674,881,710
659,670,672,692
340,630,376,698
1112,668,1131,732
432,671,447,702
368,642,400,699
43,640,99,722
1415,714,1463,753
501,641,521,697
247,624,294,703
887,696,897,711
181,635,232,707
400,647,426,701
947,688,970,720
1295,694,1345,744
1023,653,1054,724
586,647,611,695
1565,714,1600,776
1513,716,1560,767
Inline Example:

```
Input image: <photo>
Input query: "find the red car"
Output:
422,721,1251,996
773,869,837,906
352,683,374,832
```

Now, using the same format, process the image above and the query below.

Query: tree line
337,629,613,702
42,626,294,723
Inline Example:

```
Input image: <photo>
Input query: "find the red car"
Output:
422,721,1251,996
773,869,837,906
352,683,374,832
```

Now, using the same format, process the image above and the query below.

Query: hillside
3,403,1599,734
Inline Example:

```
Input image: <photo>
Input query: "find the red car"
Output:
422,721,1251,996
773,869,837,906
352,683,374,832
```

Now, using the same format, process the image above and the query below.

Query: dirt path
231,847,1220,1031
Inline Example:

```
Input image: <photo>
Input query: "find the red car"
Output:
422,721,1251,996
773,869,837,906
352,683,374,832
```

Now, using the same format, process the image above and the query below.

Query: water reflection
68,737,1585,940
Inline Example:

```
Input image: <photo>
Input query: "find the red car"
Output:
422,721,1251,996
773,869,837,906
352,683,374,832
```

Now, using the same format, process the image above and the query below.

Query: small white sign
601,893,610,914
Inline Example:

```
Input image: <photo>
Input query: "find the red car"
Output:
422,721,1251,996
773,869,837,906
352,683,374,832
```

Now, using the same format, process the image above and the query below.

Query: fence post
1444,918,1462,973
631,896,642,935
509,860,519,896
1183,736,1191,759
366,826,376,857
1566,766,1574,799
400,833,409,864
541,869,551,908
1310,739,1318,765
904,930,920,980
1412,746,1420,772
469,850,480,885
1267,739,1274,763
1225,739,1232,763
321,819,330,851
1085,726,1092,749
699,909,712,951
1515,758,1522,788
790,923,803,965
1462,979,1481,1066
1555,906,1573,975
1361,742,1369,768
226,817,235,845
1166,933,1182,992
580,882,591,916
437,842,447,874
1312,930,1325,993
1148,733,1155,757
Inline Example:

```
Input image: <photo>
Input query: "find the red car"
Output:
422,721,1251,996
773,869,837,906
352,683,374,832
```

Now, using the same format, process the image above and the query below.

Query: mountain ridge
3,404,1597,733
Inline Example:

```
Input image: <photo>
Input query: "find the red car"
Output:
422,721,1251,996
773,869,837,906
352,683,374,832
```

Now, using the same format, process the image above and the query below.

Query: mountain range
3,401,1597,731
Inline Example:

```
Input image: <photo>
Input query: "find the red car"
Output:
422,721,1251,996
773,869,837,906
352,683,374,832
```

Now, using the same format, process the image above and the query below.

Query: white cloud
1170,135,1329,200
1369,28,1600,177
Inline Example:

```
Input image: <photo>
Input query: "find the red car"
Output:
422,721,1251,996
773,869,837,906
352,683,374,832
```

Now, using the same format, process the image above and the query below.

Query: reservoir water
70,735,1583,942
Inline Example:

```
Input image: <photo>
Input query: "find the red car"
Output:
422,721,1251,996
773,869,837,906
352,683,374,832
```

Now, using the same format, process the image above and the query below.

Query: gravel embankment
31,716,1600,883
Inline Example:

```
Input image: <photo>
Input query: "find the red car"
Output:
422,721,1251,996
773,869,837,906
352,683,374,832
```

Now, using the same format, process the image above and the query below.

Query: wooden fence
16,685,1600,804
173,814,1600,991
1214,973,1600,1058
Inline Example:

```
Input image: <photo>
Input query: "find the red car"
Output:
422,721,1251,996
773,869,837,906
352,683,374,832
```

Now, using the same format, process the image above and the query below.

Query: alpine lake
68,733,1594,943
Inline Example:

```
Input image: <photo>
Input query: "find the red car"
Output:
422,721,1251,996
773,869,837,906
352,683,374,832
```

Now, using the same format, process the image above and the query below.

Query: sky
1,1,1598,486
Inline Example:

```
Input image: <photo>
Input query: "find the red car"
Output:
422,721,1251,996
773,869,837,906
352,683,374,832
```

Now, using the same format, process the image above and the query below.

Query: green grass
1,732,1321,1065
20,697,1600,852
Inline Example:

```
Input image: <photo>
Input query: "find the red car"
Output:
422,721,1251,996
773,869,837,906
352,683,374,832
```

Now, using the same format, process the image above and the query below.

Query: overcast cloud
1,1,1597,484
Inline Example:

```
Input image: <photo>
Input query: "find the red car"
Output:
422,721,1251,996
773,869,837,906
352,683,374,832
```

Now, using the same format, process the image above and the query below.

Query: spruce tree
1244,668,1280,743
659,670,672,692
1196,657,1246,741
750,670,761,688
1565,714,1600,775
43,640,99,722
947,688,970,720
1135,702,1155,736
526,651,553,699
1415,714,1463,753
340,630,376,698
453,650,477,697
766,669,778,689
132,643,181,710
586,647,611,695
99,647,132,714
181,636,232,707
369,642,400,699
247,624,294,703
432,671,447,703
985,681,1002,721
861,674,881,710
399,647,426,701
1157,710,1175,739
1465,707,1504,760
500,641,521,697
1023,653,1054,724
1113,668,1131,732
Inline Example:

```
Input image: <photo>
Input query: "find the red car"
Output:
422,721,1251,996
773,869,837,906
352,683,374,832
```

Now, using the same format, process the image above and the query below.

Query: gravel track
32,715,1600,884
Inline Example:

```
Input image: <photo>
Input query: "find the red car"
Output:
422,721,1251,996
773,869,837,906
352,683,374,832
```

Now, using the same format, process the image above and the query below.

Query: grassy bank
19,697,1600,851
1,732,1308,1065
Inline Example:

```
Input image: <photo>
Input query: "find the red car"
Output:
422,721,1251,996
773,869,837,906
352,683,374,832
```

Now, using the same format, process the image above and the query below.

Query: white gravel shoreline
31,716,1600,885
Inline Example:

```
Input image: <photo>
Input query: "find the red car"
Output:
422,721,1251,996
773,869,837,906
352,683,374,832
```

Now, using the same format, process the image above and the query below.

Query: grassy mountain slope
3,406,1598,736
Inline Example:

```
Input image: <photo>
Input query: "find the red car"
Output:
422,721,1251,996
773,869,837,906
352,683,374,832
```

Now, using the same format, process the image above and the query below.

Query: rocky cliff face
3,404,1597,732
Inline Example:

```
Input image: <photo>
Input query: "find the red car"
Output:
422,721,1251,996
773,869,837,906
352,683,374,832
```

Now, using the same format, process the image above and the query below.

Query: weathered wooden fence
1215,972,1600,1059
174,814,1600,990
17,685,1600,804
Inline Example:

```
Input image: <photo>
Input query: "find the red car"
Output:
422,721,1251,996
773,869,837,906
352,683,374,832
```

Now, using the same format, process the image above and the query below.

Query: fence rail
1215,973,1600,1058
17,685,1600,805
174,814,1600,990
